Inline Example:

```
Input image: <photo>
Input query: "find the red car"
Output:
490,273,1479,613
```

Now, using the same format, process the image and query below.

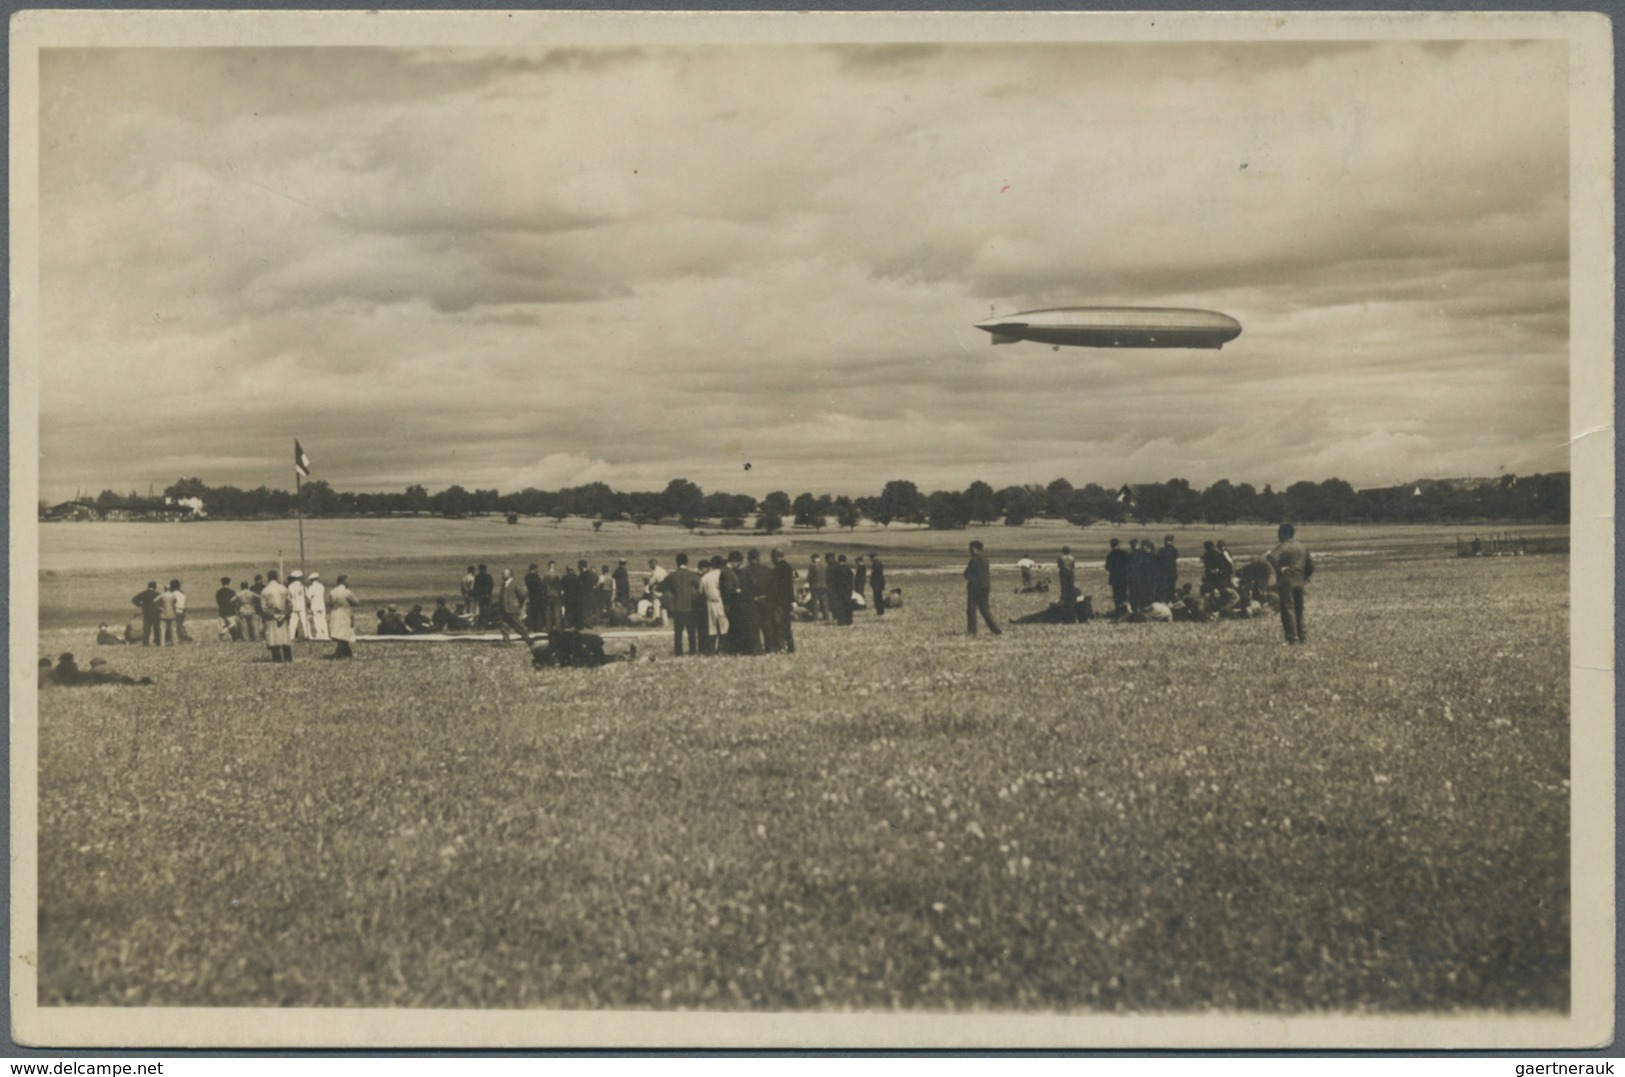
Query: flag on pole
295,440,312,478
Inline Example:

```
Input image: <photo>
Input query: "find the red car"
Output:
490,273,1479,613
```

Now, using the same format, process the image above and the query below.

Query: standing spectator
131,581,162,646
156,580,183,645
1156,535,1180,604
543,560,565,630
307,573,330,640
1057,546,1079,624
828,554,854,626
260,569,293,663
869,551,887,617
326,574,360,659
234,581,260,642
251,574,265,595
461,565,478,618
854,555,869,597
659,553,702,656
173,580,192,641
612,560,631,609
570,561,597,630
287,571,309,641
1016,554,1036,588
746,549,774,653
1266,523,1315,645
963,540,1001,636
524,563,546,632
807,553,830,621
700,557,728,654
497,568,533,644
215,577,238,640
721,552,754,655
768,547,796,653
1200,541,1227,593
1129,539,1158,613
1104,539,1131,616
473,564,495,622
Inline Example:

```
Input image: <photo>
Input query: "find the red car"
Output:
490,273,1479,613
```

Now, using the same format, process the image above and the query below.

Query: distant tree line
106,471,1567,528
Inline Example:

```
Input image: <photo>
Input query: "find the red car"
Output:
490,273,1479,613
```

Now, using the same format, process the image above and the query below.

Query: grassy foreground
36,548,1568,1011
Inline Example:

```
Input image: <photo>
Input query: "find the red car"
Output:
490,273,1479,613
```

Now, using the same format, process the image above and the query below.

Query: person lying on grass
529,629,640,669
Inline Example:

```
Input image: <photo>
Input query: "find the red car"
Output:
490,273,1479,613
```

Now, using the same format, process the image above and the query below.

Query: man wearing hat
306,572,330,640
287,571,310,641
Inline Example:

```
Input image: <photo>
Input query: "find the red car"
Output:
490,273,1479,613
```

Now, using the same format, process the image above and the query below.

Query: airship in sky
974,307,1243,349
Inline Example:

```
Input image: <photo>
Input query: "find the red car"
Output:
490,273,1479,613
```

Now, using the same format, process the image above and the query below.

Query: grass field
34,523,1569,1011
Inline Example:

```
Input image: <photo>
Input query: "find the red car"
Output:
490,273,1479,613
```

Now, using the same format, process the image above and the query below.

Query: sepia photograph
9,10,1613,1050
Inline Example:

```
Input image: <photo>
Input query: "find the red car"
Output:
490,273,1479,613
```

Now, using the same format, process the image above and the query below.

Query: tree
720,515,744,531
404,484,429,515
549,506,569,523
1044,478,1074,517
756,510,784,535
964,480,998,525
1199,479,1237,525
926,490,970,530
792,492,821,527
762,490,792,517
433,484,471,518
877,479,923,528
998,485,1039,526
834,496,860,531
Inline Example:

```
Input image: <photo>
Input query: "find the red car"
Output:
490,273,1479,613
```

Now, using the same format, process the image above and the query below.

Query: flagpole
295,454,307,577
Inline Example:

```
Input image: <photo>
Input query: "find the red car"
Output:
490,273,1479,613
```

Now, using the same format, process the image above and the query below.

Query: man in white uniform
287,571,310,641
306,572,330,640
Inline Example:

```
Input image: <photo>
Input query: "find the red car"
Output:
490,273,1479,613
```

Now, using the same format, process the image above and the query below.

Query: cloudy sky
37,38,1569,502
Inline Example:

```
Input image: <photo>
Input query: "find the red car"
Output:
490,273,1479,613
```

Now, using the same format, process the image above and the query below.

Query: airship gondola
975,307,1242,350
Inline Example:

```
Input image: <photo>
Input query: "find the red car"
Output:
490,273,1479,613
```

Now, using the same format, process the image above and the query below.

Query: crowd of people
979,525,1315,644
106,568,362,663
421,551,902,658
85,525,1314,677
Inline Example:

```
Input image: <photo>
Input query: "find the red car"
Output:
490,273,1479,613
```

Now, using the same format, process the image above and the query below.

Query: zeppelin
974,307,1243,349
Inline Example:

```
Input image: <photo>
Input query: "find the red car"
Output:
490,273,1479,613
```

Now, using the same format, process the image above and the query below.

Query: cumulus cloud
36,39,1569,500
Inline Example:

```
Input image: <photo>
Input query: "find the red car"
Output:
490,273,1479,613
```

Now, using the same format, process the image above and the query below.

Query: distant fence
1455,533,1568,558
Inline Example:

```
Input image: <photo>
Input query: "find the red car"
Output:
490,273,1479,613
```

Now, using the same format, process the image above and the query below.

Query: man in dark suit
524,563,547,632
612,559,631,609
473,564,495,621
1104,539,1130,616
769,547,796,652
720,552,747,655
964,540,1001,635
659,553,702,656
1156,535,1180,603
868,552,887,617
828,554,854,626
746,549,775,653
570,560,597,629
1266,523,1315,644
131,581,162,646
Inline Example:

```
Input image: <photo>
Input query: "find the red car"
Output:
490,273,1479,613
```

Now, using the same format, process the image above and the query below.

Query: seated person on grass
430,597,459,633
404,604,434,634
375,607,410,635
1011,595,1094,625
97,622,127,646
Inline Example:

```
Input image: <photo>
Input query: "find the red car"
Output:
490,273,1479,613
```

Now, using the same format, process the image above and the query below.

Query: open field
34,523,1569,1011
37,518,1564,631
